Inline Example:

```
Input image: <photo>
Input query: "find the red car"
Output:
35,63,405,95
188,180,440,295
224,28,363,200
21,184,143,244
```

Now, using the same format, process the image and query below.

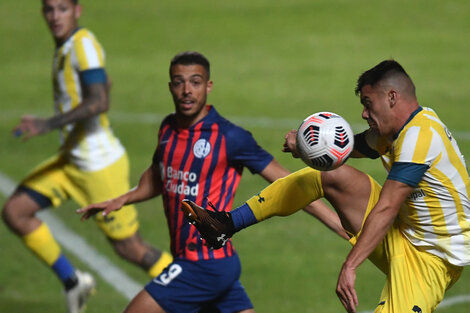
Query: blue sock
52,254,76,283
231,203,258,231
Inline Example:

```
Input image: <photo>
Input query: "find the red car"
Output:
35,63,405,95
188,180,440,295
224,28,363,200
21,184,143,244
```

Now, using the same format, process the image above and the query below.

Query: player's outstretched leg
181,165,373,248
181,199,235,249
65,270,96,313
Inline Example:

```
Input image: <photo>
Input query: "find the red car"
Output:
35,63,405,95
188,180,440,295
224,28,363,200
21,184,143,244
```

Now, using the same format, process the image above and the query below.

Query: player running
181,60,470,313
2,1,171,312
78,51,345,313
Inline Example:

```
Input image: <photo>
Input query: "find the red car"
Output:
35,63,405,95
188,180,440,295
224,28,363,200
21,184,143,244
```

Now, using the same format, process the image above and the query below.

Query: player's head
169,51,213,128
42,0,81,45
355,60,415,97
355,60,418,137
169,51,211,80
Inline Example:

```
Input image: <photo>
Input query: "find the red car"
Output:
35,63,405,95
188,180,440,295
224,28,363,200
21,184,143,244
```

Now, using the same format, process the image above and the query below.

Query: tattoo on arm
46,83,109,130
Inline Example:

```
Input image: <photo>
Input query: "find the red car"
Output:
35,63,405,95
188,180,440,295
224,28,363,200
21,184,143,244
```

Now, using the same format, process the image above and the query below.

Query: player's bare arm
13,82,108,140
78,164,163,220
336,179,413,313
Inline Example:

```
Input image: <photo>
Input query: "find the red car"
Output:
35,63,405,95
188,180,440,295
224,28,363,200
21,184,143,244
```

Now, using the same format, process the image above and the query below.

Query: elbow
100,99,110,113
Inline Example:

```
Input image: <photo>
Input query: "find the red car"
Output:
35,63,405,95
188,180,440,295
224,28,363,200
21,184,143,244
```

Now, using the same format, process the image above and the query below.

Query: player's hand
282,129,300,158
336,262,358,313
13,115,50,140
77,197,127,221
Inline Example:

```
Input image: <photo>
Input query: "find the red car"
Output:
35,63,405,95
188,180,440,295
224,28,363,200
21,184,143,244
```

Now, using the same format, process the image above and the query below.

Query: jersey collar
393,106,423,140
56,27,82,48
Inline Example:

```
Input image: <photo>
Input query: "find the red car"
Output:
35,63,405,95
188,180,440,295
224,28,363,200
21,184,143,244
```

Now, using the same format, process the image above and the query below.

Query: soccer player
77,51,345,313
2,1,171,312
181,60,470,313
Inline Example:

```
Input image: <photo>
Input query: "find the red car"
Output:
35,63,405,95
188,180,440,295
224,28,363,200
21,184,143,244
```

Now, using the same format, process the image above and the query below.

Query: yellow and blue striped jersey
53,27,124,171
364,107,470,266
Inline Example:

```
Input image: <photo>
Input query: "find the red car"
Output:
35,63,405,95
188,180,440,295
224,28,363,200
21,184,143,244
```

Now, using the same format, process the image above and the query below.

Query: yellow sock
246,167,324,221
147,251,173,277
22,223,61,266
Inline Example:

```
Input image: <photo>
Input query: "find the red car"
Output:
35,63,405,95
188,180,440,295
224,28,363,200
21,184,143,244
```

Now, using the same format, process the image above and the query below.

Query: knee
2,197,19,229
2,193,39,232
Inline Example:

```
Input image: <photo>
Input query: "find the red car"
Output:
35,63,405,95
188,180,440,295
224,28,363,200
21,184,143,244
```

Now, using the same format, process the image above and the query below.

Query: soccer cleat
181,199,235,249
65,270,96,313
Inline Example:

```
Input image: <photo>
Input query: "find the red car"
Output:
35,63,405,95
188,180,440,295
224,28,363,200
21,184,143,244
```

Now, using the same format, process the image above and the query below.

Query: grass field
1,0,469,312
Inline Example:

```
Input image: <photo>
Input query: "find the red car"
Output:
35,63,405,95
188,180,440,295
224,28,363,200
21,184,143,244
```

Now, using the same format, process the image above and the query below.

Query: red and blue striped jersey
153,106,273,261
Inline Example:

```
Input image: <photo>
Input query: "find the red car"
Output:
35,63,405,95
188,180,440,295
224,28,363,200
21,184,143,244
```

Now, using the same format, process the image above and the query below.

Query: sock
22,223,77,287
147,251,173,277
246,167,323,221
231,203,258,231
22,222,61,266
52,254,77,289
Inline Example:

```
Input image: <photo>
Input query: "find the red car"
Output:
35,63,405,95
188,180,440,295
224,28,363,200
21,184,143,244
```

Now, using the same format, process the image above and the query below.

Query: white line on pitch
3,109,470,141
0,171,141,301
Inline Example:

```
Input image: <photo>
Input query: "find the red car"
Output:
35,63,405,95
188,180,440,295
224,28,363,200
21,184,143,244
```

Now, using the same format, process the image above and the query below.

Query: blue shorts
145,254,253,313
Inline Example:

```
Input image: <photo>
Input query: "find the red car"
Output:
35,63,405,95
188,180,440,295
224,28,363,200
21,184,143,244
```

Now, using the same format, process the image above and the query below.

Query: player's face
360,84,394,137
42,0,81,44
169,64,213,127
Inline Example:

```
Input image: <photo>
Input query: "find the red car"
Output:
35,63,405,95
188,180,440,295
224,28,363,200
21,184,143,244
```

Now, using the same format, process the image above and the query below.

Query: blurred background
1,1,469,312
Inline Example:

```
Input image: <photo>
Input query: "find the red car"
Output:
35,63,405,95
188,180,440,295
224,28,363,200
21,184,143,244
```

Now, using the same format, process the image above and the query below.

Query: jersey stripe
390,107,470,265
155,107,272,261
52,28,123,171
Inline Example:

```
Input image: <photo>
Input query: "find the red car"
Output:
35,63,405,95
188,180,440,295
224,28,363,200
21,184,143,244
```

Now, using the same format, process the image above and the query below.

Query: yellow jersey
365,107,470,266
52,27,124,171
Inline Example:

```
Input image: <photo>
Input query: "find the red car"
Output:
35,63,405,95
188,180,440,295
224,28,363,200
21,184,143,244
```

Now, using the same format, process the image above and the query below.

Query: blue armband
388,162,428,187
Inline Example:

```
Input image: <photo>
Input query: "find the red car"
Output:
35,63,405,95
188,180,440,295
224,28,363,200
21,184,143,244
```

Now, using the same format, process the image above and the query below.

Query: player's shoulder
70,27,101,48
71,27,95,40
159,113,175,131
395,107,440,149
207,106,251,138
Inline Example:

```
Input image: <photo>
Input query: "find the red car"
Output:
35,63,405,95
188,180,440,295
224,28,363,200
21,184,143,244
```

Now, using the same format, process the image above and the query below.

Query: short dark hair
355,60,411,95
42,0,78,4
169,51,210,79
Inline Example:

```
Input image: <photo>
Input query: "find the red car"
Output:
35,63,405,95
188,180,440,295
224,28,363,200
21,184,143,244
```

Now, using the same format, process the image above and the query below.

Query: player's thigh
375,227,462,313
66,155,140,240
123,289,166,313
67,153,132,204
215,279,254,313
20,155,70,208
321,165,374,235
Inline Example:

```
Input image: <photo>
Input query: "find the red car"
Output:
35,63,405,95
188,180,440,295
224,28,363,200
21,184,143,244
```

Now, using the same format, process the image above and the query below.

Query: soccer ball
296,112,354,171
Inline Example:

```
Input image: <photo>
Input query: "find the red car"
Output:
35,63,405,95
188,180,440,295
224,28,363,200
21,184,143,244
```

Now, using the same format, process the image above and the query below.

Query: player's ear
206,80,213,94
388,89,398,108
74,4,82,19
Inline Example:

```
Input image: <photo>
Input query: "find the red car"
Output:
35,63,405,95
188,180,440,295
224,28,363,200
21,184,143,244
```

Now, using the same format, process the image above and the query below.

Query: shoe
65,270,96,313
181,199,235,249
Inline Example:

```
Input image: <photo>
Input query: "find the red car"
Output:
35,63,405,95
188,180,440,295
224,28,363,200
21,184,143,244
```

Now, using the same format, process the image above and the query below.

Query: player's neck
175,105,210,129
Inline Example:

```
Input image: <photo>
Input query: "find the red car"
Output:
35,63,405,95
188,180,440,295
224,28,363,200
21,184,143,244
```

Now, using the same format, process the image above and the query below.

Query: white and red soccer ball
296,112,354,171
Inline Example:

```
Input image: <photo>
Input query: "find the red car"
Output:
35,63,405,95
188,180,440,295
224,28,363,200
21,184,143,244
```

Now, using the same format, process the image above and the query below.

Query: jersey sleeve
388,162,429,187
225,125,273,174
387,123,435,186
74,31,107,85
354,128,390,158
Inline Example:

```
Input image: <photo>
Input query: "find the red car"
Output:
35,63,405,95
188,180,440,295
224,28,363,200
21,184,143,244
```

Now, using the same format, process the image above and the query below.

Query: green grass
1,0,470,312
